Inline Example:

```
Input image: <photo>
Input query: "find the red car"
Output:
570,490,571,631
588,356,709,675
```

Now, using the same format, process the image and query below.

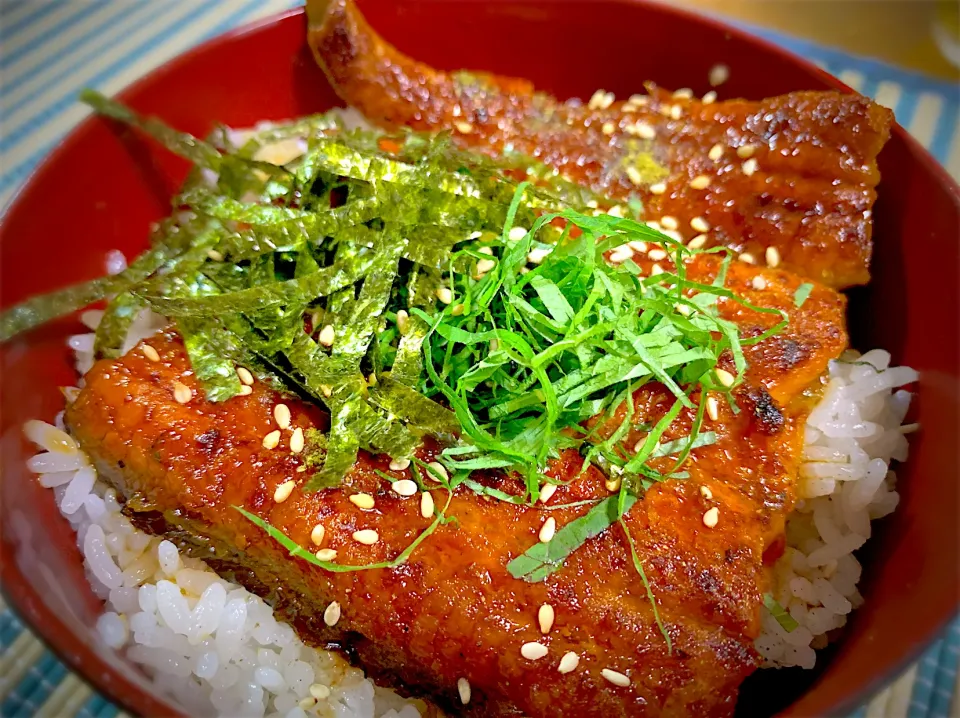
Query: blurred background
673,0,960,81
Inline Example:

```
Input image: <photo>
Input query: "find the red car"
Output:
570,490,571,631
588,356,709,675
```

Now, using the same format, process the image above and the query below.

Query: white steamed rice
756,349,918,669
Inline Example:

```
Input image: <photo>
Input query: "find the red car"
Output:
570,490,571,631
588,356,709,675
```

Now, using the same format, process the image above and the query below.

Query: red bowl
2,3,958,716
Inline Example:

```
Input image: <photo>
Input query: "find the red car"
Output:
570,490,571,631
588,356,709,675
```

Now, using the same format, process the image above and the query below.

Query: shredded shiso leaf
793,282,814,308
0,91,792,631
763,593,799,632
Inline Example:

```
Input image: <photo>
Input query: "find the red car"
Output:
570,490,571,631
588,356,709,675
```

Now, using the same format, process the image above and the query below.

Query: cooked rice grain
26,416,422,718
757,349,917,668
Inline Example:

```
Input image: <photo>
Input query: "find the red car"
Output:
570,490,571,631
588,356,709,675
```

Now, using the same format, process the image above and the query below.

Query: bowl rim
1,3,958,717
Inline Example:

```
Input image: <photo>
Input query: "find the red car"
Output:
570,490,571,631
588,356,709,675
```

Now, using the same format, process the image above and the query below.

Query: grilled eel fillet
305,0,893,289
66,255,846,717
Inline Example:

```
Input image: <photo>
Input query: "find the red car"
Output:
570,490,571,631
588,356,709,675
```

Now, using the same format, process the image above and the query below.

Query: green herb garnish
233,498,451,572
763,593,799,632
793,282,814,307
507,495,637,581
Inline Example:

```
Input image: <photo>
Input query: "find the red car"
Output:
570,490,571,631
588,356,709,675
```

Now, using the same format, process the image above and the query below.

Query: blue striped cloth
0,3,957,717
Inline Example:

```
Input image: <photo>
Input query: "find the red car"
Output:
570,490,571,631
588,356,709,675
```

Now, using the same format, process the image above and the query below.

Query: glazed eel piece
66,255,846,717
305,0,893,290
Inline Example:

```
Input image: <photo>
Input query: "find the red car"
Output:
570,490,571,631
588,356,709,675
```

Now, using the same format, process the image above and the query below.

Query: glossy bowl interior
2,2,958,716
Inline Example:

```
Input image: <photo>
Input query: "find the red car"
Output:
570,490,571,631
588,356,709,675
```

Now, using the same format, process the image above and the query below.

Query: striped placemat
0,3,957,717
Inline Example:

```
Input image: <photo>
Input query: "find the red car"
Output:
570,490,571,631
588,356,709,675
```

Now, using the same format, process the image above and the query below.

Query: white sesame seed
315,548,337,561
457,677,471,705
290,427,305,454
647,248,667,262
650,263,664,276
628,94,648,105
765,246,781,268
349,493,375,510
426,461,449,482
236,366,254,385
539,483,558,503
649,182,667,195
455,121,474,134
670,104,682,120
601,121,616,135
702,90,718,104
628,121,656,140
708,143,724,162
715,368,736,387
703,506,720,528
739,252,756,264
706,396,720,421
508,226,528,242
299,697,317,710
688,234,708,249
751,275,767,290
396,309,409,335
352,529,379,545
558,652,580,674
605,476,622,493
628,240,648,252
675,303,693,317
737,144,757,159
311,523,326,546
238,385,253,396
274,403,291,430
527,247,551,264
436,287,453,305
323,601,341,627
420,491,435,518
899,422,921,434
689,175,711,190
700,485,714,500
608,249,633,264
309,683,331,700
173,381,192,404
318,324,335,347
690,216,710,233
389,457,411,471
478,245,494,256
391,479,418,497
659,216,679,231
625,166,644,186
263,430,281,450
539,517,557,543
742,158,758,176
521,642,549,660
476,258,497,274
673,87,694,99
274,480,295,503
645,220,662,231
538,604,555,634
602,668,631,687
708,63,730,87
142,344,160,362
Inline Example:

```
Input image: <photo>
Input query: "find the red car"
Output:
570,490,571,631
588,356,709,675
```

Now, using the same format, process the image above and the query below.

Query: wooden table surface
671,0,960,81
